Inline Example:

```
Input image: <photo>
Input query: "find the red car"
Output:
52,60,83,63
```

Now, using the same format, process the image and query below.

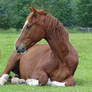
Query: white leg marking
19,79,25,84
11,77,25,84
47,79,65,87
0,74,9,85
26,79,39,86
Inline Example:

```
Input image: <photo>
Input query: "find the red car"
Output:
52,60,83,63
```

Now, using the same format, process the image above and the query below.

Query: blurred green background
0,0,92,30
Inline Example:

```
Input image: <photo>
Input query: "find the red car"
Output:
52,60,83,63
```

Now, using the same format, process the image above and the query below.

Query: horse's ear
29,6,37,13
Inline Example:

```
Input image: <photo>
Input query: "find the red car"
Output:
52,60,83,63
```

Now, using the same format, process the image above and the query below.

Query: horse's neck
45,26,69,61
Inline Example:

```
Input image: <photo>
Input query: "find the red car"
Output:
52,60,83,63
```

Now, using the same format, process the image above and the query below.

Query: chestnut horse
0,7,78,86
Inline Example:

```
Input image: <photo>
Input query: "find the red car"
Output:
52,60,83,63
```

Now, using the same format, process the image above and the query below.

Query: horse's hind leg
26,75,75,86
47,78,65,86
47,76,75,87
64,76,75,86
26,70,48,86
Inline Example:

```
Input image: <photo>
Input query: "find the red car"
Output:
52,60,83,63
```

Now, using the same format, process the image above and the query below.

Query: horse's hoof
0,74,9,85
26,79,39,86
11,77,20,84
0,78,7,85
11,77,25,84
1,74,9,80
19,79,25,84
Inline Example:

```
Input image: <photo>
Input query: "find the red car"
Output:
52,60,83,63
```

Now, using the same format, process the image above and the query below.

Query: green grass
0,29,92,92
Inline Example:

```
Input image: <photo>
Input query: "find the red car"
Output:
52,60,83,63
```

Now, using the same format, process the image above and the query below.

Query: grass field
0,29,92,92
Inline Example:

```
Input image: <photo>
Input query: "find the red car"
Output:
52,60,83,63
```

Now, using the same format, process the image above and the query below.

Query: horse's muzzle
15,46,26,54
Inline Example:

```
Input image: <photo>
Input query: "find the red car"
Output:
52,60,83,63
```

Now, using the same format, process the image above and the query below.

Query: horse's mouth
15,42,36,54
15,46,26,54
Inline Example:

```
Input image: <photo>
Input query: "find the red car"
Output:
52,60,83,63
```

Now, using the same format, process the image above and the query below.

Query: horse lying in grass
0,7,78,86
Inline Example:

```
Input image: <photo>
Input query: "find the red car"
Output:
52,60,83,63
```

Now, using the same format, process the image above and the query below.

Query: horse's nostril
15,45,26,54
16,50,20,53
16,46,19,50
22,47,25,50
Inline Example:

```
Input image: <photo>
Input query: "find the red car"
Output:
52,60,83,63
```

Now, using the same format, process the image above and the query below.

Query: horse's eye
26,25,31,30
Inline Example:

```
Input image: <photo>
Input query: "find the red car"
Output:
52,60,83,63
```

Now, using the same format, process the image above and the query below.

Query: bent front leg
0,50,21,85
64,76,75,86
26,70,48,86
11,74,25,84
2,50,21,74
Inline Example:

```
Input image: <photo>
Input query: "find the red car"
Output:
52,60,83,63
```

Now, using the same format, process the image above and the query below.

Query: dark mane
34,12,69,60
43,14,69,42
27,8,69,44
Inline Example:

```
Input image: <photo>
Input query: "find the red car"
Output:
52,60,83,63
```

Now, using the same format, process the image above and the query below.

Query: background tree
0,0,11,29
0,0,92,29
77,0,92,27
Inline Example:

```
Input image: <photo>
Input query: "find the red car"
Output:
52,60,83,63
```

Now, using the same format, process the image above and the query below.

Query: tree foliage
0,0,92,29
77,0,92,27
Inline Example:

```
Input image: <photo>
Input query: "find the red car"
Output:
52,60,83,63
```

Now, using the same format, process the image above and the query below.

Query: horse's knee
39,72,48,85
64,76,75,86
32,71,48,85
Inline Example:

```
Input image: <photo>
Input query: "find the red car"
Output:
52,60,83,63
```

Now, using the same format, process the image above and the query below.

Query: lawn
0,29,92,92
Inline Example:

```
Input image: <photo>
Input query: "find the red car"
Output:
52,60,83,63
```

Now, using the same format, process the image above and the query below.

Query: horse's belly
19,44,51,79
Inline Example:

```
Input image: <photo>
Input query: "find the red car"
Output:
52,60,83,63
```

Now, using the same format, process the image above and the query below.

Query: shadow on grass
1,76,92,88
75,78,92,87
5,78,92,87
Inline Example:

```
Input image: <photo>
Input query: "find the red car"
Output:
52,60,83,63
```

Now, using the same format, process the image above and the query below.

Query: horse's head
15,7,47,53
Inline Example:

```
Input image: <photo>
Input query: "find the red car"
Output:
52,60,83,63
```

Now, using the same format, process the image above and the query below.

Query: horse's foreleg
11,61,20,78
47,78,65,86
10,67,25,84
2,51,21,74
11,74,25,84
64,76,75,86
0,50,21,85
26,70,48,86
